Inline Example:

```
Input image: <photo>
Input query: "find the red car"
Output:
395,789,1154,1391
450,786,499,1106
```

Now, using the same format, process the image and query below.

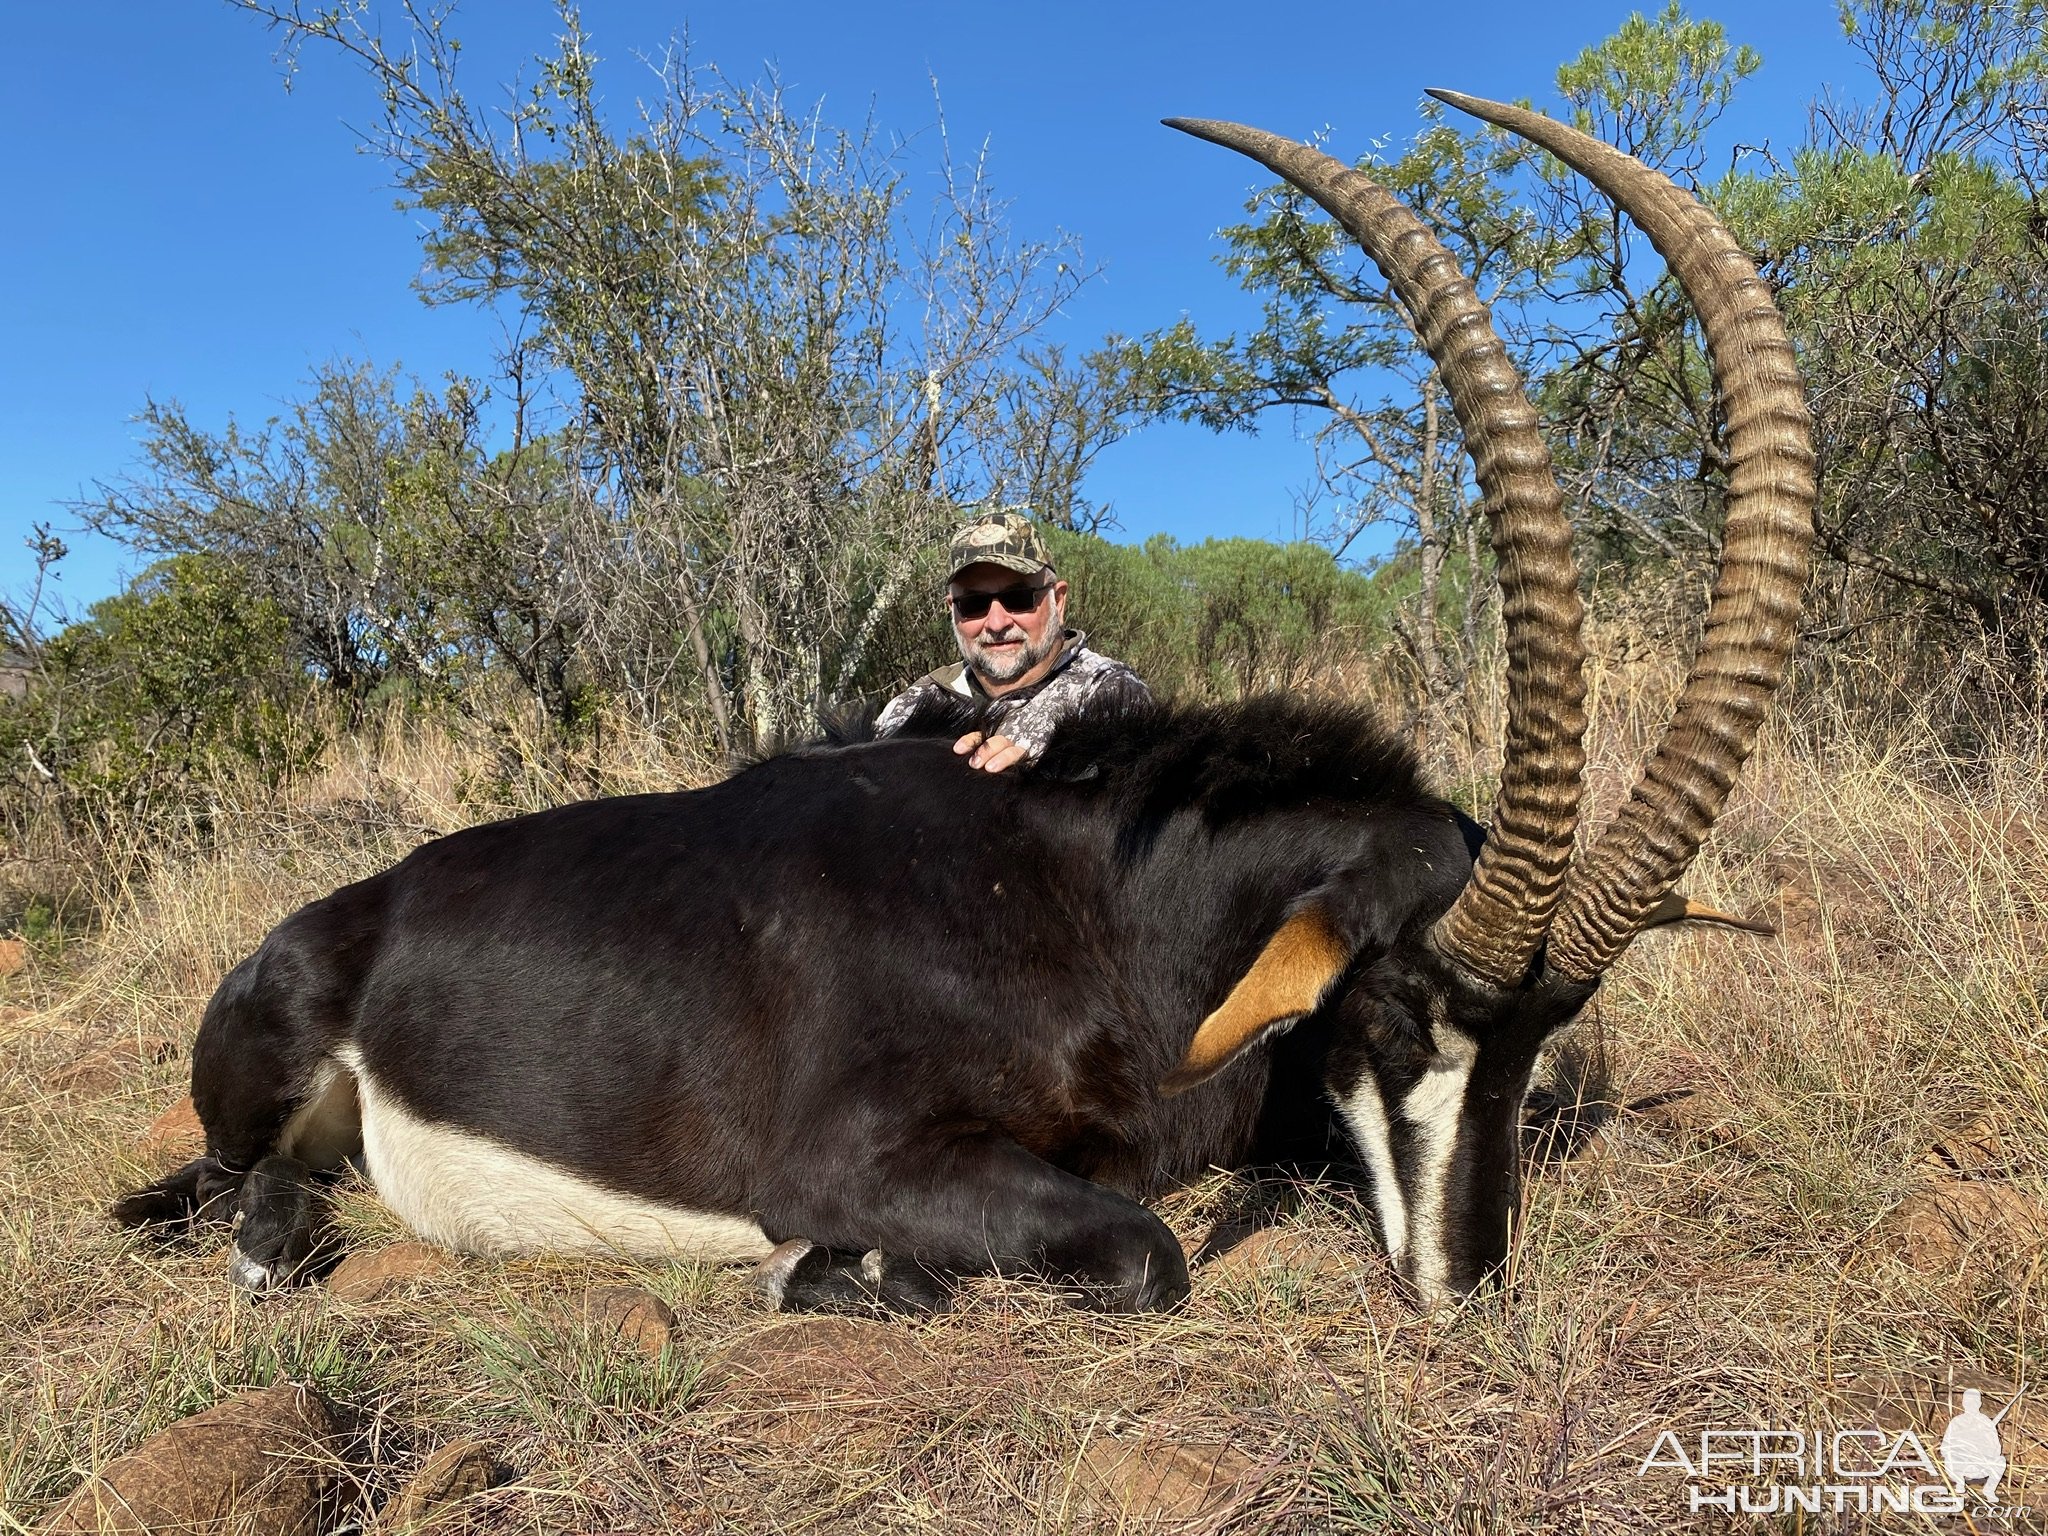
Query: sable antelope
114,92,1812,1311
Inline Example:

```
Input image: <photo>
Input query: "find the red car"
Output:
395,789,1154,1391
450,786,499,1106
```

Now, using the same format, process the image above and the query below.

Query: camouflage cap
947,510,1051,581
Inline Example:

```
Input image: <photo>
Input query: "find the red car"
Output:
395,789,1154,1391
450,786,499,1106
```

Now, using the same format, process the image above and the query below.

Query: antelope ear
1162,905,1350,1096
1640,890,1776,936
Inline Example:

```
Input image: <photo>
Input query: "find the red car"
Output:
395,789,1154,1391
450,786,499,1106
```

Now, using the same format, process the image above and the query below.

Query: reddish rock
136,1096,204,1162
703,1318,945,1444
325,1241,454,1302
376,1439,500,1531
1885,1179,2048,1278
37,1381,340,1535
579,1285,675,1359
1766,855,1884,958
0,937,26,980
49,1054,125,1097
1771,877,1825,951
1071,1434,1259,1524
51,1035,180,1096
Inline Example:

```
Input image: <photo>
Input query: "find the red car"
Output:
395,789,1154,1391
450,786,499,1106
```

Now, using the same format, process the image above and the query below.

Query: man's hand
953,731,1030,773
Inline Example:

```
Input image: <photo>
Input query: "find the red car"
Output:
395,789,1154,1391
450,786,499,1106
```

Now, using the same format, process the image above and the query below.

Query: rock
705,1316,939,1389
0,937,25,980
50,1054,125,1097
376,1439,499,1531
1070,1434,1259,1524
1771,876,1825,951
1201,1226,1350,1288
579,1285,674,1360
51,1036,180,1096
37,1381,340,1535
136,1096,204,1162
325,1241,454,1302
702,1318,945,1444
1885,1179,2048,1278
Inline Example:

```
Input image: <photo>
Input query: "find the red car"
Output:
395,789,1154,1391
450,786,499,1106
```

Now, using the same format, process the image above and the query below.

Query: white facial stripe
1335,1073,1408,1262
1400,1019,1479,1306
336,1044,774,1263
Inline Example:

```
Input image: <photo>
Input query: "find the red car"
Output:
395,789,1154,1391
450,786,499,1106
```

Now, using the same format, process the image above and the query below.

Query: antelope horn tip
1162,117,1252,148
1427,89,1544,129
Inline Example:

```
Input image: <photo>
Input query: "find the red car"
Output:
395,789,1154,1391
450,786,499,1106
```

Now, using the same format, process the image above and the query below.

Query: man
875,510,1149,771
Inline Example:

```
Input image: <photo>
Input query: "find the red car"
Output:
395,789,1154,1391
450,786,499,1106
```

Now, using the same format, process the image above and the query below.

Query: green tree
1127,1,2048,704
1744,0,2048,669
241,1,1103,751
82,361,579,720
1120,109,1566,711
1121,7,1761,711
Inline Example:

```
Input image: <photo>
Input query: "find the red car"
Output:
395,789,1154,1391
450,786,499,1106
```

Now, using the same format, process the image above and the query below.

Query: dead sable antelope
115,92,1811,1313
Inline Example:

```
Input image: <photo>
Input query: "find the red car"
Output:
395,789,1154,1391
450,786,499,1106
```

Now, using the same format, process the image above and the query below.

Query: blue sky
2,1,1860,620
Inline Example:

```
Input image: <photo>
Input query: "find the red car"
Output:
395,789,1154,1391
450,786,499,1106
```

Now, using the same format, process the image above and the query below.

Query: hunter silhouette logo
1638,1384,2026,1516
1941,1387,2020,1504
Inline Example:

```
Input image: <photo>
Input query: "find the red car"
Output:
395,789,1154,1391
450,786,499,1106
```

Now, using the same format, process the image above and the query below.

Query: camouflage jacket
874,630,1151,762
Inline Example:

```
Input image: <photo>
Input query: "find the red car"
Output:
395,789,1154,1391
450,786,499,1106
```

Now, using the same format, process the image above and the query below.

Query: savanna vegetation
3,2,2045,1531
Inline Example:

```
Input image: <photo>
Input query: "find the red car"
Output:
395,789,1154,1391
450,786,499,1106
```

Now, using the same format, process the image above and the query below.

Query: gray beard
960,609,1064,687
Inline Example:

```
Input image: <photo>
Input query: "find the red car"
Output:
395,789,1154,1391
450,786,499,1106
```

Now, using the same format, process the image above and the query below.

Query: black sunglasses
949,582,1052,621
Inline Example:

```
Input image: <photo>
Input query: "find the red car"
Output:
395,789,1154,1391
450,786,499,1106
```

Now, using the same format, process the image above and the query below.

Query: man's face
949,563,1068,690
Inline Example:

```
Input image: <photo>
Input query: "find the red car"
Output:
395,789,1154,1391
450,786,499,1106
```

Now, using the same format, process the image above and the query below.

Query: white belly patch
334,1045,774,1263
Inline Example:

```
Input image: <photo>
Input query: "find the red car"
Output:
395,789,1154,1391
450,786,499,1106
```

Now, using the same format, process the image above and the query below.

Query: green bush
1048,530,1393,699
0,554,323,843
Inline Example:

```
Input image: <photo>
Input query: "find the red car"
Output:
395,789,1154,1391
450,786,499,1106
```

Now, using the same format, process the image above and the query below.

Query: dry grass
3,649,2045,1534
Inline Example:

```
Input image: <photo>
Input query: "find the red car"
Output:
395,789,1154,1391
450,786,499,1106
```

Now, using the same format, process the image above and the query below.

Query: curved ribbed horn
1165,119,1587,988
1428,90,1815,982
